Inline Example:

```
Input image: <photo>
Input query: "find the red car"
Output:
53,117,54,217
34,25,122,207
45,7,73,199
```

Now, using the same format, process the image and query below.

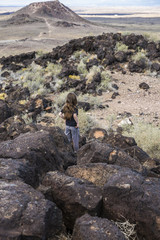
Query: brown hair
66,92,77,106
62,93,77,120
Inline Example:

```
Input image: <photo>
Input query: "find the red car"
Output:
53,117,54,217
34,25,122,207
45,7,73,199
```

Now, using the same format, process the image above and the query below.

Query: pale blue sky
0,0,159,7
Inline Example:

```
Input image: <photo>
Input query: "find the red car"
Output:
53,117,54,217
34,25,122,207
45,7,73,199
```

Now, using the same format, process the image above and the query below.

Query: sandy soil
89,72,160,129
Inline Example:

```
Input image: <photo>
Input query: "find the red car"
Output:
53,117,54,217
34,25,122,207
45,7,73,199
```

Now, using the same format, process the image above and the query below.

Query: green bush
115,42,128,52
132,50,148,62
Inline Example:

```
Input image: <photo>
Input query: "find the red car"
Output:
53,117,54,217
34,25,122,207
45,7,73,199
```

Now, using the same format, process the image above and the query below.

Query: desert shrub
77,59,88,76
115,42,128,52
86,65,101,84
78,93,100,108
143,32,160,43
78,108,95,135
97,70,112,91
16,62,49,96
132,49,148,62
35,50,45,58
72,50,87,60
45,63,62,76
123,121,160,158
21,113,33,124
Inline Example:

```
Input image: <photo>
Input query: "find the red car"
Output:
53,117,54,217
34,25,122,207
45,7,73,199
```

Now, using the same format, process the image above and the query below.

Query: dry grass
114,218,138,240
123,120,160,158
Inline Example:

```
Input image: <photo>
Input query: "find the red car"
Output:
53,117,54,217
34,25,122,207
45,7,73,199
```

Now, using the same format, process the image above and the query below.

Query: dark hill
14,0,88,23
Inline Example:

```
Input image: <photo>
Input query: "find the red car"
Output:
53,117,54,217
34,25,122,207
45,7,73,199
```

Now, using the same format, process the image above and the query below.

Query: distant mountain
14,0,87,22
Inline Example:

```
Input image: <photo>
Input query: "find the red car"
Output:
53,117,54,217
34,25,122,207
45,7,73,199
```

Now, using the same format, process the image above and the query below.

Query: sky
0,0,160,7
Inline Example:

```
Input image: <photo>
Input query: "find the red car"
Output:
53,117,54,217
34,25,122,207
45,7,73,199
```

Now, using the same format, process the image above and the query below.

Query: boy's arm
73,113,79,128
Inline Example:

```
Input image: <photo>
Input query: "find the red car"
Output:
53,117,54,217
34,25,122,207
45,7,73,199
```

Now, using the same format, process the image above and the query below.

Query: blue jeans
65,126,79,152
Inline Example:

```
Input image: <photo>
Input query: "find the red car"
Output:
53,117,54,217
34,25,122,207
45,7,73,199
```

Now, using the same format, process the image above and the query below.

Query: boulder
67,163,133,188
115,51,127,62
104,133,137,149
124,145,150,164
41,171,102,229
0,100,12,124
77,141,143,173
102,170,160,240
88,128,108,141
72,214,126,240
0,180,63,239
0,158,38,187
0,116,31,142
128,59,147,73
0,131,64,179
139,82,150,90
37,126,76,169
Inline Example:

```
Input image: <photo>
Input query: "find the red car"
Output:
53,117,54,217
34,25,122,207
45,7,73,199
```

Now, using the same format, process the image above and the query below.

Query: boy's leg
71,127,79,152
65,126,72,143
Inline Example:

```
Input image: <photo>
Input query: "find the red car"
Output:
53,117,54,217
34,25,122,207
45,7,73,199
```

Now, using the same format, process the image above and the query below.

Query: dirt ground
89,72,160,130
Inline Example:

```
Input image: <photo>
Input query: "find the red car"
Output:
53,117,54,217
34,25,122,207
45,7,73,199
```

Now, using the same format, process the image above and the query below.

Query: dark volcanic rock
56,21,80,27
41,171,102,230
0,131,63,179
151,62,160,72
0,100,12,124
67,163,133,188
37,126,76,169
0,116,36,142
77,141,143,173
78,101,91,111
104,133,137,149
72,214,126,240
88,128,108,141
0,158,38,187
115,51,127,62
1,71,10,77
128,59,147,73
6,13,44,25
102,170,160,240
0,180,63,239
124,145,150,164
139,82,150,90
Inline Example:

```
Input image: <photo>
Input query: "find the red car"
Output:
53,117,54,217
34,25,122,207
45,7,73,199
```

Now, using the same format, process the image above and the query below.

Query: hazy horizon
0,0,160,8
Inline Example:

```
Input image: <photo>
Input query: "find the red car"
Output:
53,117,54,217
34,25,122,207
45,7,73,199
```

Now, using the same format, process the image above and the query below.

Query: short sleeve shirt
62,107,78,127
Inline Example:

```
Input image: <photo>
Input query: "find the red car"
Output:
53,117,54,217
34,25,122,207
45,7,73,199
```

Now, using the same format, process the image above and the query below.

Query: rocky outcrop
0,158,38,187
41,171,102,230
66,163,134,188
77,140,143,173
0,131,64,178
0,180,63,239
72,214,126,240
102,170,160,240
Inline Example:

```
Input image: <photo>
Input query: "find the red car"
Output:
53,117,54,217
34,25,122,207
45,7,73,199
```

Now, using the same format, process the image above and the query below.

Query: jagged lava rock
67,163,136,188
37,126,76,169
41,171,102,229
77,141,143,173
0,158,38,187
102,170,160,240
0,131,63,179
0,180,63,239
72,214,126,240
